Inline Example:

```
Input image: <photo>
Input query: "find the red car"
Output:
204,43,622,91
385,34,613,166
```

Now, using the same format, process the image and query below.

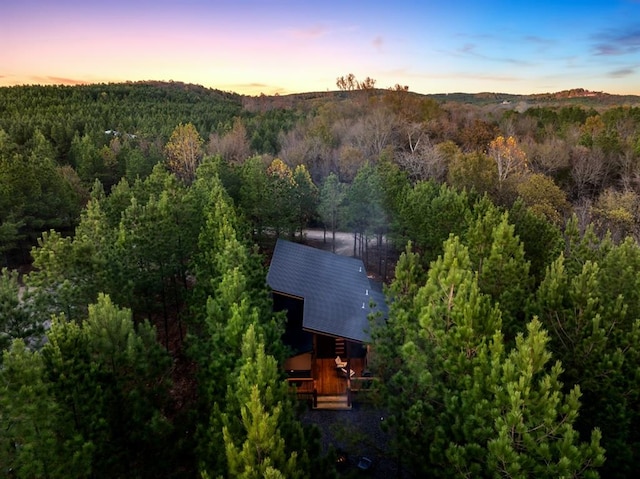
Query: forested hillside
2,79,640,477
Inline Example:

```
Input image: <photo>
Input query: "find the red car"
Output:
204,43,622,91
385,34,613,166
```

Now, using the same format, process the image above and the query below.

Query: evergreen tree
29,221,106,321
238,156,270,239
0,340,91,479
376,236,604,477
189,173,284,474
508,198,564,284
344,163,386,260
397,181,472,265
41,294,173,478
1,294,172,479
0,268,46,355
318,172,346,252
475,213,531,340
265,159,297,237
218,326,302,479
292,164,318,239
531,225,640,478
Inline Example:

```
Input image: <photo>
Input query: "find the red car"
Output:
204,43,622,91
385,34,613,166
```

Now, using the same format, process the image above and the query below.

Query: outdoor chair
334,356,347,368
340,367,355,378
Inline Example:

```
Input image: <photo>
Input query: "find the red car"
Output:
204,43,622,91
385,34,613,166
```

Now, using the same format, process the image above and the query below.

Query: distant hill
2,81,638,117
240,86,640,111
426,88,640,108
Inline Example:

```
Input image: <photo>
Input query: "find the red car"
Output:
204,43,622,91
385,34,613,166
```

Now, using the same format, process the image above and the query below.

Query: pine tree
397,181,472,265
0,268,45,355
219,325,302,479
476,214,531,341
376,236,604,477
292,164,318,239
531,229,640,478
318,172,346,252
508,198,564,284
189,174,284,474
39,294,172,478
0,340,92,479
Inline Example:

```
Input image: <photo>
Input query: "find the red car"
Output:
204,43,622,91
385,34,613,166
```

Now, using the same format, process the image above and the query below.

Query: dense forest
2,78,640,477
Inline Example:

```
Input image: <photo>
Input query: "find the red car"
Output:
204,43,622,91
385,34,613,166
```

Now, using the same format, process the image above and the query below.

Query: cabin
267,239,387,409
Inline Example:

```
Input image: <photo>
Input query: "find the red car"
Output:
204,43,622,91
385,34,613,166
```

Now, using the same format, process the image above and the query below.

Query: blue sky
1,0,639,95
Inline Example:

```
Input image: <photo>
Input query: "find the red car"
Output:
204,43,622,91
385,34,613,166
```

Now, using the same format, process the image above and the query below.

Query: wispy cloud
285,25,329,40
458,43,476,54
449,42,532,66
523,35,555,54
30,76,89,85
523,35,554,46
609,66,637,77
452,72,521,82
396,68,521,83
372,35,384,52
593,25,640,55
223,82,287,95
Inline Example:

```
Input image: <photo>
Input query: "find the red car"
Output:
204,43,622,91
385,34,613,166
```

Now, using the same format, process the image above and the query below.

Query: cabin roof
267,239,386,343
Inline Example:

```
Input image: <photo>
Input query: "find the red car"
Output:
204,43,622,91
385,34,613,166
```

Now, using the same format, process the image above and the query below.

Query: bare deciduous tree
570,146,606,199
207,118,251,165
336,73,358,91
349,107,397,161
524,136,570,176
396,138,448,183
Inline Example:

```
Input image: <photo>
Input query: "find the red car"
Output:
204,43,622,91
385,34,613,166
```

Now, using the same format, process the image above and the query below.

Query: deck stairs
314,394,351,410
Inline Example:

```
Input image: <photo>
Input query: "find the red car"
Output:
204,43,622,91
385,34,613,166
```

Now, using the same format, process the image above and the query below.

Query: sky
2,0,640,96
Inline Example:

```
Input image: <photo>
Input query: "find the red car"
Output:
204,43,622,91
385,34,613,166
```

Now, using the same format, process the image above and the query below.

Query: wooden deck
286,356,373,409
313,357,366,396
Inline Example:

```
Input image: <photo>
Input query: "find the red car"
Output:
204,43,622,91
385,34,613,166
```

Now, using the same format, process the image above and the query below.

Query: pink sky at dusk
2,0,640,96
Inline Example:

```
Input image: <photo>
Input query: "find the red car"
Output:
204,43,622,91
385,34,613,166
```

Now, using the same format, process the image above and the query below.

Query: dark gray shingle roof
267,239,386,343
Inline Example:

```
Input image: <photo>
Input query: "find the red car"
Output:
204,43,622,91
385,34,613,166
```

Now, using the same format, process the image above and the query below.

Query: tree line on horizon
3,78,640,264
1,78,640,477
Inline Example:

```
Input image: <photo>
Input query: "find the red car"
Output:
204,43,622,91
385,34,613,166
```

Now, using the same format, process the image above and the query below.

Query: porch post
345,340,349,375
346,340,352,407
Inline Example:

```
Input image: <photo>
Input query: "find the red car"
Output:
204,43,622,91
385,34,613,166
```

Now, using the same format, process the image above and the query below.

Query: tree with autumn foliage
164,122,204,184
515,172,570,226
488,135,529,201
447,150,498,197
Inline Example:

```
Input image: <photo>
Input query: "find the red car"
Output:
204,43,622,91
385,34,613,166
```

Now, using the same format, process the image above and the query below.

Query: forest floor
300,404,410,478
